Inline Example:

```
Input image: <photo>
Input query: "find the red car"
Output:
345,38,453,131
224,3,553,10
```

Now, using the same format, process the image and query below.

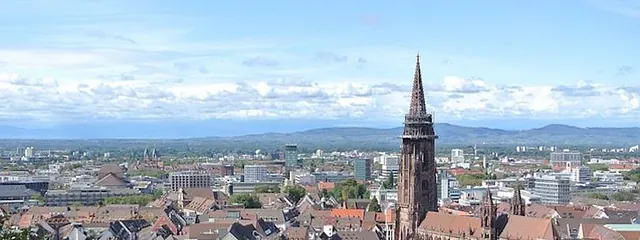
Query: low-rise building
45,187,140,206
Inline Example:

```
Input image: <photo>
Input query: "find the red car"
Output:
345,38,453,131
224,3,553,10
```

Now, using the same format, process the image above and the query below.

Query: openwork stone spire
481,188,497,240
408,53,427,117
396,53,438,240
511,182,526,216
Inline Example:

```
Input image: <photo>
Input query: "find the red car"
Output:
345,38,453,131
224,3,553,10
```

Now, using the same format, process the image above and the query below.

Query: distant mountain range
206,123,640,149
0,123,638,149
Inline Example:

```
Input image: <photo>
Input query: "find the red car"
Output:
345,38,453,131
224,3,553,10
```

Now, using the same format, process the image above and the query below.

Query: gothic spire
511,182,526,216
482,188,494,207
481,188,497,240
408,53,427,116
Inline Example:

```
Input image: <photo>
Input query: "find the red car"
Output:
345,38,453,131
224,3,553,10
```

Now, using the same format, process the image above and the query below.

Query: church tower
395,54,438,240
511,183,526,216
481,188,498,240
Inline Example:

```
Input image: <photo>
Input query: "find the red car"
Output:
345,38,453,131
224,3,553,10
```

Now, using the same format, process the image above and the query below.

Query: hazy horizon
0,118,638,139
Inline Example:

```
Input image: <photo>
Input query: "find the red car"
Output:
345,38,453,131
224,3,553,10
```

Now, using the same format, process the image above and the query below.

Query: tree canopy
255,185,281,193
104,195,156,206
624,168,640,183
368,197,382,212
587,192,609,200
611,191,635,202
331,179,369,201
229,193,262,208
284,185,306,203
382,173,395,189
588,163,609,172
455,173,489,187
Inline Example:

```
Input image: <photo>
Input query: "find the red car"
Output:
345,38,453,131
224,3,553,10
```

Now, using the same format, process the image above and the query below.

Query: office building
570,166,592,183
550,151,583,165
0,185,33,211
380,155,399,181
24,146,34,157
593,171,624,182
285,144,298,168
45,187,139,206
290,171,316,185
0,181,49,195
529,176,570,204
169,172,212,191
313,171,352,183
244,165,267,183
450,149,464,162
354,158,372,181
437,169,460,202
227,182,280,195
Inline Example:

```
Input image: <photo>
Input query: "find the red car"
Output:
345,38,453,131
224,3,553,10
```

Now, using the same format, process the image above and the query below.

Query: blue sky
0,0,639,134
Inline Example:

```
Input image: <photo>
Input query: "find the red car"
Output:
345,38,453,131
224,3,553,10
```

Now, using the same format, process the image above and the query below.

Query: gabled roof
335,230,379,240
226,222,259,240
94,173,127,187
417,211,482,238
499,214,557,239
0,185,32,198
98,164,124,179
330,209,365,220
183,188,214,200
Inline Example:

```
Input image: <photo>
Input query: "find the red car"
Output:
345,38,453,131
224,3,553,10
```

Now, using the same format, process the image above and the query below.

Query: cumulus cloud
1,72,640,124
1,2,638,125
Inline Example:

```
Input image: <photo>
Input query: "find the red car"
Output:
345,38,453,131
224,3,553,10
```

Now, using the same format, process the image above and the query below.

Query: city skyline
1,0,639,133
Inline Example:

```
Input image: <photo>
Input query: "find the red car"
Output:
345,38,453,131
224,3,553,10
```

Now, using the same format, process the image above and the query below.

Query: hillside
0,123,637,151
209,123,640,150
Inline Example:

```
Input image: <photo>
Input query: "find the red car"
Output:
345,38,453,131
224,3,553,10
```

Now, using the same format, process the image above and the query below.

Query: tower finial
408,54,427,116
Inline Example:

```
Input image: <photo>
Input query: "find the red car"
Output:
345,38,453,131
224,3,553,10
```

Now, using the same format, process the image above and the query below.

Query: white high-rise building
380,155,399,180
244,165,267,183
24,147,34,157
530,175,570,205
570,166,592,183
450,149,464,162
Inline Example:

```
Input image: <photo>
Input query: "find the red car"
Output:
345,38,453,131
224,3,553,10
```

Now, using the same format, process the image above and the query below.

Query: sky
0,0,639,134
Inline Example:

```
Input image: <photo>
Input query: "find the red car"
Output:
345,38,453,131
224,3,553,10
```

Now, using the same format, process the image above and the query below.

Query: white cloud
1,72,640,125
1,1,638,126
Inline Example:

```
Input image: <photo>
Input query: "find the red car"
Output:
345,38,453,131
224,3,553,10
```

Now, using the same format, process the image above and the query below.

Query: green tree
320,189,330,198
284,185,306,203
611,191,636,202
587,192,609,200
331,179,369,201
152,189,164,198
624,168,640,183
104,195,155,206
30,193,44,203
382,173,395,189
588,163,609,172
255,185,281,193
455,174,487,187
368,197,382,212
229,193,262,208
